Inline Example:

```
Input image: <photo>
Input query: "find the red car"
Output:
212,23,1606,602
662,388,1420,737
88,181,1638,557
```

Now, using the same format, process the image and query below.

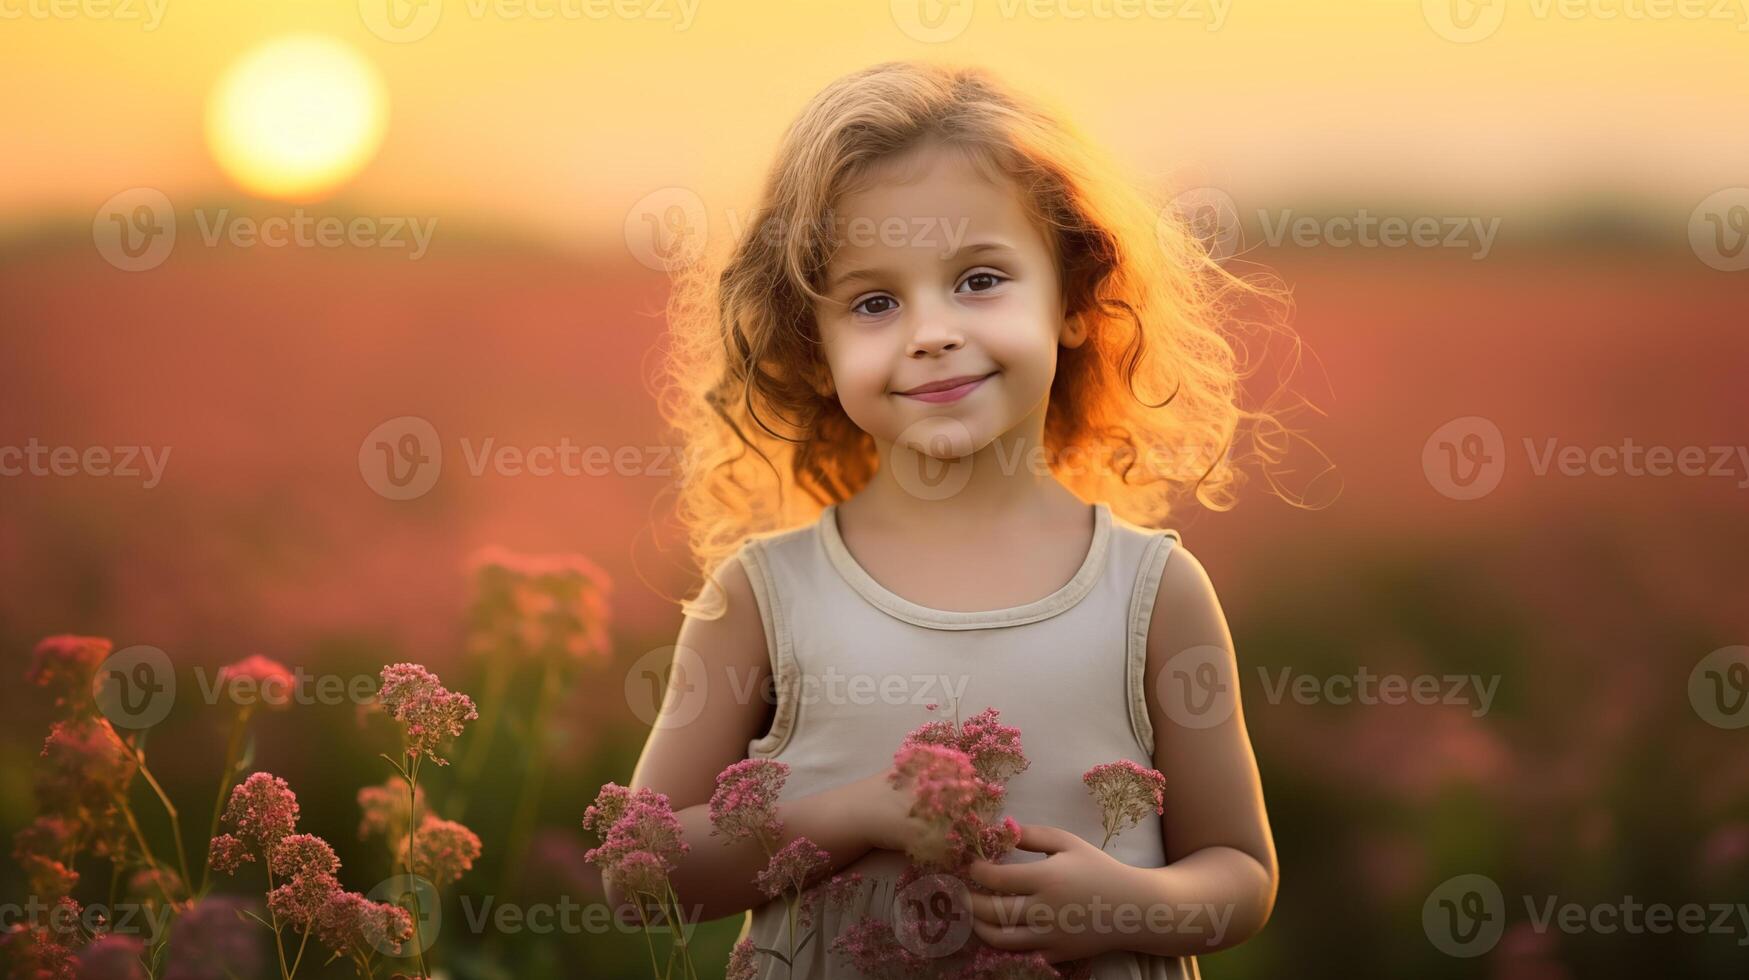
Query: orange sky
4,0,1746,246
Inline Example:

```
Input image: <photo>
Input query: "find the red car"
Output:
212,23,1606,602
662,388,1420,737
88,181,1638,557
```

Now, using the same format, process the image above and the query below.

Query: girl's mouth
897,372,995,403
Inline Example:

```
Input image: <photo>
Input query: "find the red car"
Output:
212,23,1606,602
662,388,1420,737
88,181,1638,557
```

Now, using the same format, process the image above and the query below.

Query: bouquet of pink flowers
587,699,1167,980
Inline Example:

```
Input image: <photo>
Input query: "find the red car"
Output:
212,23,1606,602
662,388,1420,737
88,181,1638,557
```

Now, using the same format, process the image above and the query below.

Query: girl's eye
848,272,1006,318
851,295,897,317
957,271,1007,293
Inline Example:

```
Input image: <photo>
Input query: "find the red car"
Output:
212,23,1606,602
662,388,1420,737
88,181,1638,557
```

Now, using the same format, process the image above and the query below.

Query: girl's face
812,142,1084,460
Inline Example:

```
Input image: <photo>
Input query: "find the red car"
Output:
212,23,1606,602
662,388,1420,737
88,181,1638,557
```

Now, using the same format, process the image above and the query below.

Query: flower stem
402,755,432,980
497,656,562,898
133,746,192,890
265,865,292,980
200,712,250,895
633,898,666,980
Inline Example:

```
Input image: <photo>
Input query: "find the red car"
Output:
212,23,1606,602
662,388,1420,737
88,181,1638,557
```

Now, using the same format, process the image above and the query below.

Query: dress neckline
817,500,1112,631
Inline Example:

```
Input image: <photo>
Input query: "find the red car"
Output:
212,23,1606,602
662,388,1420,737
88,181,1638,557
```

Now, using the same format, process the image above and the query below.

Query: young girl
625,60,1286,979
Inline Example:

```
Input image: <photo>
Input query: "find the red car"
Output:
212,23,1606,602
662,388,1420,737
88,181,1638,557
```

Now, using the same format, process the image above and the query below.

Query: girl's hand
844,767,930,853
965,824,1154,964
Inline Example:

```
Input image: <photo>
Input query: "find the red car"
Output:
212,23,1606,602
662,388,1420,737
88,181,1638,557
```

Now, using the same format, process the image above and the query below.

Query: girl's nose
905,299,965,357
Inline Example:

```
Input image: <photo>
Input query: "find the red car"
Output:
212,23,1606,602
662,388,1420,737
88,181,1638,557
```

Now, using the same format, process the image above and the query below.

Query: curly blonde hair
656,60,1307,618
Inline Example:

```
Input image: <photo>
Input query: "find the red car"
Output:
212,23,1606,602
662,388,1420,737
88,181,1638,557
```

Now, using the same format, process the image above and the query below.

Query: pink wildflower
798,870,863,933
25,635,112,714
465,548,614,662
37,717,137,812
214,655,296,712
268,871,342,932
1082,760,1165,848
377,664,478,766
725,937,758,980
829,918,932,980
162,897,265,980
357,779,426,847
214,770,300,861
583,783,689,896
405,815,482,886
708,758,789,847
315,891,415,958
753,836,830,899
957,946,1060,979
269,834,340,880
74,934,147,980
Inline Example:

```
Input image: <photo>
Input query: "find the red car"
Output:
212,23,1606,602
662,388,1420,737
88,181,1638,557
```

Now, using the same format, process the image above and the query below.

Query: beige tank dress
716,500,1200,980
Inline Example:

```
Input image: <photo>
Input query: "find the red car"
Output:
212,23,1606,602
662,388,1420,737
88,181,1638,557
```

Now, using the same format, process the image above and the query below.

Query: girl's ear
809,360,836,398
1060,312,1088,350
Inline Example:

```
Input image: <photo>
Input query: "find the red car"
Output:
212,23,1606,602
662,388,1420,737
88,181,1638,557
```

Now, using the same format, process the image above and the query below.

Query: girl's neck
847,411,1084,539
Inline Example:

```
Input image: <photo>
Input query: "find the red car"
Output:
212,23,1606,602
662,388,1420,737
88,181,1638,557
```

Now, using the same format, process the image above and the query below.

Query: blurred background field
3,0,1748,977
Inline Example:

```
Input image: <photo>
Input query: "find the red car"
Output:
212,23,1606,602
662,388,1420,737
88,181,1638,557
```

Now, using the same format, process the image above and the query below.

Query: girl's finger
1013,823,1077,854
965,889,1028,926
971,915,1051,953
966,857,1036,895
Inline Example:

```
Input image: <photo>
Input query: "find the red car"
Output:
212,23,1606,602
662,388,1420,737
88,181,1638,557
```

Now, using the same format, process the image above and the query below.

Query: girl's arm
1124,543,1279,955
608,557,906,923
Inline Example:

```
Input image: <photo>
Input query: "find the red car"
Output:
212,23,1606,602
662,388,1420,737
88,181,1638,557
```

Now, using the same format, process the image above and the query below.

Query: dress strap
1125,528,1182,754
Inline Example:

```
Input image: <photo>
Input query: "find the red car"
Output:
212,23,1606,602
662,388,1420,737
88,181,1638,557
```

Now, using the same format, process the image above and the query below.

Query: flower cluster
25,635,112,713
1081,759,1166,850
207,772,300,874
377,663,479,766
357,778,426,852
465,547,614,663
707,758,788,849
405,815,483,886
583,783,689,900
213,654,296,713
889,706,1029,874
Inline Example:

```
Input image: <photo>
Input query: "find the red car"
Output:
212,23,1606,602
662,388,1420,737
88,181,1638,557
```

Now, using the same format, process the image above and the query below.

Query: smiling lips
896,372,996,403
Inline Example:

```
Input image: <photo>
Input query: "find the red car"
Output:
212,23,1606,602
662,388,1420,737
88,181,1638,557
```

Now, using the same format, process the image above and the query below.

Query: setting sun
205,34,389,201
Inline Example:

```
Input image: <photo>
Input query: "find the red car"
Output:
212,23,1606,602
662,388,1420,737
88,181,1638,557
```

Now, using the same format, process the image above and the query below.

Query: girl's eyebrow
826,239,1017,293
